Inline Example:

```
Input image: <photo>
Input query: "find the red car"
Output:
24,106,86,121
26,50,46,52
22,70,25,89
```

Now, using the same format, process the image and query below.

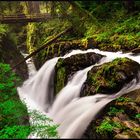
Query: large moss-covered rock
54,52,104,94
81,58,140,139
34,40,86,69
81,57,140,97
82,94,140,139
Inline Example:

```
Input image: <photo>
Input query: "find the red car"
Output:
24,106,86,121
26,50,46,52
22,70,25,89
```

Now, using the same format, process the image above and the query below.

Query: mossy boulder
131,47,140,54
34,40,86,69
82,95,140,139
81,57,140,96
54,52,104,94
81,57,140,139
125,88,140,105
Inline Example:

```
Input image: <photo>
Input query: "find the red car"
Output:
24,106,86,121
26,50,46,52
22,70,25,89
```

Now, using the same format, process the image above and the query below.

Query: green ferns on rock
96,118,123,135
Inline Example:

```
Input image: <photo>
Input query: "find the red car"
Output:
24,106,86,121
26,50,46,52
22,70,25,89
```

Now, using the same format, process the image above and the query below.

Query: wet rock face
131,47,140,54
81,58,140,139
82,94,140,139
81,57,140,97
34,40,86,70
86,37,139,53
54,52,104,94
0,36,28,80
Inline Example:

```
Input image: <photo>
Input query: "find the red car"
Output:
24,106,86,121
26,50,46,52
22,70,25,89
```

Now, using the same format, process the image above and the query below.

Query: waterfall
49,56,110,118
17,49,140,139
18,49,103,112
55,77,140,138
20,52,37,78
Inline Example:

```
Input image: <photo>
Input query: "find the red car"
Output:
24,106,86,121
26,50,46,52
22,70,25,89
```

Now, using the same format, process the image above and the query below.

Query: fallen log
12,27,72,70
131,47,140,54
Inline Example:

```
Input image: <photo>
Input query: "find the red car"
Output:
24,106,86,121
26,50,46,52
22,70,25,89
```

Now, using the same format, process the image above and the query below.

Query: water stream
17,49,140,139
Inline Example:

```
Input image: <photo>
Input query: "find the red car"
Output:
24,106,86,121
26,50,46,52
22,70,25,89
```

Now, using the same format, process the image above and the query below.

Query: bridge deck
0,13,53,23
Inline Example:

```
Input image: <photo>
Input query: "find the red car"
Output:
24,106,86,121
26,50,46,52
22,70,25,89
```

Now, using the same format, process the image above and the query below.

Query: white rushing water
20,52,37,77
17,49,140,139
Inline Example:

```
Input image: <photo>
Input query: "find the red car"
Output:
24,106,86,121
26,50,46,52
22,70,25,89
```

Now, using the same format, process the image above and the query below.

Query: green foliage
96,118,123,135
0,24,9,41
0,25,8,36
83,4,140,51
27,19,70,51
108,107,124,116
0,63,21,100
0,63,59,139
55,58,66,94
29,110,59,138
135,114,140,119
0,125,30,139
115,97,132,102
26,23,37,53
88,58,131,93
26,19,71,62
95,32,111,43
132,127,140,134
56,66,66,94
0,24,20,47
0,63,30,138
0,1,22,15
114,16,140,34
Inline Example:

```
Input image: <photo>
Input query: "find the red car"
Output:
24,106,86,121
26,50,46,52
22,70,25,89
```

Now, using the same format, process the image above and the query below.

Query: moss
55,58,66,94
26,23,36,53
58,44,61,56
107,107,125,116
87,58,134,94
46,46,50,56
51,45,54,55
56,58,64,68
96,118,123,135
84,12,140,52
135,114,140,119
115,97,132,102
55,67,66,94
132,127,140,134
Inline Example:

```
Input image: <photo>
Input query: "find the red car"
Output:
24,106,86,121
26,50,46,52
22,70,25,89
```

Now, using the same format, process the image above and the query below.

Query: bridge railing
0,13,52,21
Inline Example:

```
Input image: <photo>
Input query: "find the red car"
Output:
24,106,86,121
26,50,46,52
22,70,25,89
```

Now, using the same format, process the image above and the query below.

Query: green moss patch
82,57,140,96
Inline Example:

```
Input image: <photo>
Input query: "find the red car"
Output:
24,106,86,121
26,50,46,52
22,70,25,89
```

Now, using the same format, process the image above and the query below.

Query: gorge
18,49,140,139
0,1,140,139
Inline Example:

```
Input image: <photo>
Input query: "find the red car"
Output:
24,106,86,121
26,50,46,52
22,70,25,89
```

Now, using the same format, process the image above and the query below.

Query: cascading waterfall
17,49,140,139
20,52,37,77
18,49,104,112
55,78,140,138
49,57,110,118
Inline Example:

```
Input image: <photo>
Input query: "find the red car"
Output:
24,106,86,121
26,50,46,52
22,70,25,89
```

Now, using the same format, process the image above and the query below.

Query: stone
81,57,140,96
54,52,104,94
131,47,140,54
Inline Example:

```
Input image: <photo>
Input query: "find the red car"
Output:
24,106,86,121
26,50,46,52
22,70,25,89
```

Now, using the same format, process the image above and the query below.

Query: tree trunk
27,1,40,14
59,2,69,17
50,1,56,17
12,27,72,70
123,0,135,12
33,1,40,13
27,1,33,14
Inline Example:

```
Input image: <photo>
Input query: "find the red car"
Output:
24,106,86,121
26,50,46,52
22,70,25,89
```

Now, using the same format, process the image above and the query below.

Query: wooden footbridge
0,13,55,23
